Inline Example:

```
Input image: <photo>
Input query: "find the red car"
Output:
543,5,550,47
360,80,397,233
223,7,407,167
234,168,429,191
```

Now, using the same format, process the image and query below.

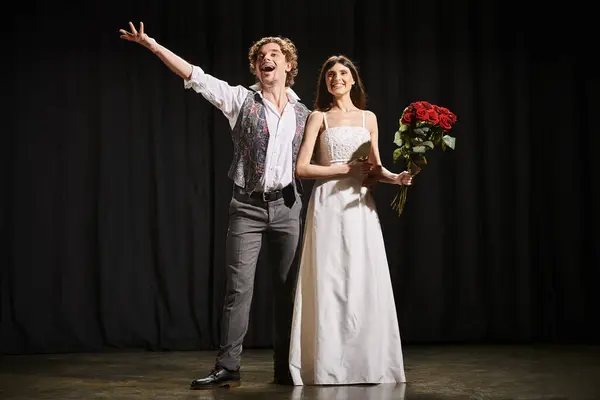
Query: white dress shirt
184,65,300,192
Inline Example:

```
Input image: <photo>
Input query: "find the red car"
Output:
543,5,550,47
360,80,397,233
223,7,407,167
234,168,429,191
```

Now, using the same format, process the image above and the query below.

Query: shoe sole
190,381,241,390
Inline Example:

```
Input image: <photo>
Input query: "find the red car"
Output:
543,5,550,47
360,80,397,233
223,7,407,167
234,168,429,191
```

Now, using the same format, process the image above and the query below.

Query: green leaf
393,148,402,163
442,135,456,150
393,131,403,147
423,140,434,149
412,145,427,153
399,123,408,132
413,128,426,136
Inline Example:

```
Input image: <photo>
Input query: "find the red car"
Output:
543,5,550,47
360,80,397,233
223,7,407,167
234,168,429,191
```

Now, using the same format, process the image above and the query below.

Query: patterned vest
229,91,311,193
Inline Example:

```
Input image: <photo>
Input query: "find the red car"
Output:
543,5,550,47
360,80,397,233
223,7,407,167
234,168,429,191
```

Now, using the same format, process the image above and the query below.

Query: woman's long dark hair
314,55,367,111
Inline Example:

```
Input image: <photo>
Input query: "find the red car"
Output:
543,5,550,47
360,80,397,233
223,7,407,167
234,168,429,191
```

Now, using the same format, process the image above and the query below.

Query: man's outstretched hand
119,21,157,52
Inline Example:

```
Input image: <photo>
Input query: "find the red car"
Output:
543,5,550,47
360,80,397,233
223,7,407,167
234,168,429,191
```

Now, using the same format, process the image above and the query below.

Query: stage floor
1,345,599,399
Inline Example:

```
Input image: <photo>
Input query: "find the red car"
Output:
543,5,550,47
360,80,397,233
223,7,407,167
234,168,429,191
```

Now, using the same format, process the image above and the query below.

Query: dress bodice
317,111,371,164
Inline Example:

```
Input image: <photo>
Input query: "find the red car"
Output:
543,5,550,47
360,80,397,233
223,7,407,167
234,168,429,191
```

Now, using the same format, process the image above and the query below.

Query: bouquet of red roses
391,100,457,216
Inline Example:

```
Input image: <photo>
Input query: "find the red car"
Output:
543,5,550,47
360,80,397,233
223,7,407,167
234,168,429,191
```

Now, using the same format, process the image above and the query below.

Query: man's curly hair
248,36,299,87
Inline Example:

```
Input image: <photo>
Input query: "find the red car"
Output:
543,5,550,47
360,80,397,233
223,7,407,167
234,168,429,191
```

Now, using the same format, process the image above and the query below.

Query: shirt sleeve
184,65,250,129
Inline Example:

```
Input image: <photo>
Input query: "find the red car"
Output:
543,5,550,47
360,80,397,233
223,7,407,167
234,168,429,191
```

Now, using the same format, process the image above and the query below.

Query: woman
288,55,412,385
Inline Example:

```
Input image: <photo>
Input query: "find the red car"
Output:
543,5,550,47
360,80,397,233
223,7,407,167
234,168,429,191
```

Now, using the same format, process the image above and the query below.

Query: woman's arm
296,112,371,180
366,111,413,185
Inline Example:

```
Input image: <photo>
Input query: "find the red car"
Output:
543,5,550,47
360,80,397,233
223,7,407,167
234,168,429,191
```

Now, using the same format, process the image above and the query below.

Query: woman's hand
394,171,414,186
346,159,373,182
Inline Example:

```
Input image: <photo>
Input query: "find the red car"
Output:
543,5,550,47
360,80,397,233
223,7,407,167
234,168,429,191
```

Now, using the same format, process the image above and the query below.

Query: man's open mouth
261,64,276,72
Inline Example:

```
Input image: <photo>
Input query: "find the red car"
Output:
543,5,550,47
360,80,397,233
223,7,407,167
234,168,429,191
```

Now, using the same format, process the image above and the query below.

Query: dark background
3,0,598,354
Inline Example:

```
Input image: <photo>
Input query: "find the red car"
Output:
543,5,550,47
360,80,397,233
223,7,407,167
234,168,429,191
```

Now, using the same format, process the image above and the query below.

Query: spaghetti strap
323,112,329,129
362,110,366,128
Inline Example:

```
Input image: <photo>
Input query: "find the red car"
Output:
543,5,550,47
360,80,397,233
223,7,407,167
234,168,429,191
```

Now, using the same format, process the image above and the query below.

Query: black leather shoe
272,376,294,385
190,366,241,390
272,371,294,386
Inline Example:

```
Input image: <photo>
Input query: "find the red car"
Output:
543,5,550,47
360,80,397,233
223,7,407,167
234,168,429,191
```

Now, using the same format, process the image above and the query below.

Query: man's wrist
147,37,159,53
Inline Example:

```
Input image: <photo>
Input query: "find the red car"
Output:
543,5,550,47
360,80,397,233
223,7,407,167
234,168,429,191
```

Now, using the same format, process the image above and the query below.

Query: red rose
415,107,429,121
438,114,452,130
401,111,413,125
416,101,433,110
447,112,457,124
426,110,439,124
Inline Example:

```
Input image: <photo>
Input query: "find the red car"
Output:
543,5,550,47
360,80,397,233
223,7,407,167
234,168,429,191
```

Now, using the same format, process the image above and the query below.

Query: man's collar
249,82,300,104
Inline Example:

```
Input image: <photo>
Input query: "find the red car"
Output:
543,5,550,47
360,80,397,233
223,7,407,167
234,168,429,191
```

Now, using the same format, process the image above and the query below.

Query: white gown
289,111,406,385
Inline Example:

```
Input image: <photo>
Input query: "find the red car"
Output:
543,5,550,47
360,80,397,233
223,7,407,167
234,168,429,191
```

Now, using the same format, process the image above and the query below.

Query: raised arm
120,22,248,128
296,112,372,180
120,22,192,80
366,111,414,186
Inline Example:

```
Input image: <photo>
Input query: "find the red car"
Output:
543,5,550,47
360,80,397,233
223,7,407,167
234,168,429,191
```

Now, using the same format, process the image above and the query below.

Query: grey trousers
216,186,303,377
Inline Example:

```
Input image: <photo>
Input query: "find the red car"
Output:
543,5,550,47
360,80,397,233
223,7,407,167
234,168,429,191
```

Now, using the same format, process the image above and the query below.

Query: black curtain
3,0,598,354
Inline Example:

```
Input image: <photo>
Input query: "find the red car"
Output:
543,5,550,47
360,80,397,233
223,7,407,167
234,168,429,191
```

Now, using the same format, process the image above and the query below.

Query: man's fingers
140,21,145,35
129,21,138,35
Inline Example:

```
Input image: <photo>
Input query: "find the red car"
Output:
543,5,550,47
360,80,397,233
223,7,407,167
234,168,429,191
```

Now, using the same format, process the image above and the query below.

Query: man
119,22,310,389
